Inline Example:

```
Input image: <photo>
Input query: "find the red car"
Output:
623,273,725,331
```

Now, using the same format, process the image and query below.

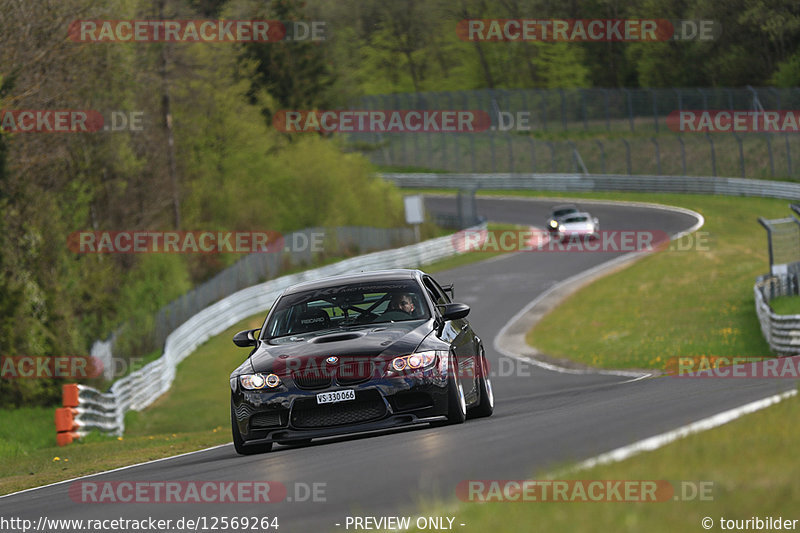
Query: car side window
423,277,449,306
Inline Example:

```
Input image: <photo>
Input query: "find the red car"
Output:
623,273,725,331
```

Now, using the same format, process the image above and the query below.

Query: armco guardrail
382,172,800,200
56,222,487,444
754,273,800,357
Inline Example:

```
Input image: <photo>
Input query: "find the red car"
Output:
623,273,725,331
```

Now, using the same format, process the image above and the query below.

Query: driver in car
386,293,415,316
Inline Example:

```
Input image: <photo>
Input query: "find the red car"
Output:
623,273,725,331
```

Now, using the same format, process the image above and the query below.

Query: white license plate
316,389,356,405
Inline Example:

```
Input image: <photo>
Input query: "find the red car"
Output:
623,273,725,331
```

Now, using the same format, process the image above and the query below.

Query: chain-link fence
345,87,800,179
758,215,800,276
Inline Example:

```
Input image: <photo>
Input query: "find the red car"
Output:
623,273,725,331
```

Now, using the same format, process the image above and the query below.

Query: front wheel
231,401,273,455
469,353,494,419
445,357,467,424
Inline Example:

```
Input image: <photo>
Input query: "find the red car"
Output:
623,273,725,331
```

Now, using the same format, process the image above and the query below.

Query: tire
445,356,467,425
469,353,494,419
231,401,273,455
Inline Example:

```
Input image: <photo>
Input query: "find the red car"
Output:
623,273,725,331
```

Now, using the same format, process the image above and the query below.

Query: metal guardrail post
623,88,634,131
568,141,579,173
733,132,745,178
651,88,659,133
785,134,793,177
596,140,606,174
507,133,514,172
622,138,632,175
651,137,661,175
758,217,775,269
580,89,588,130
677,135,687,175
528,137,537,172
538,88,547,131
706,133,717,176
489,133,496,173
545,142,556,172
699,88,708,111
764,133,775,177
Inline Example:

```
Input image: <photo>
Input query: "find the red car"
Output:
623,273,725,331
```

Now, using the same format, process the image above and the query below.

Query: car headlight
391,351,438,372
549,219,558,229
239,373,281,390
558,225,565,232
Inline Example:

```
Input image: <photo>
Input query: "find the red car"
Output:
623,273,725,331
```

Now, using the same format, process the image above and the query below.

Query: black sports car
229,269,494,454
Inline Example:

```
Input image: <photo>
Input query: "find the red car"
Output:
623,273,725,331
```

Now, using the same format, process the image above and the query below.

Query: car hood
560,221,595,231
244,320,433,375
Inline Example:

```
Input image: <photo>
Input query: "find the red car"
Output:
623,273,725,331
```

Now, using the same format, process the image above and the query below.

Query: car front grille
336,359,373,385
290,391,386,428
292,370,333,390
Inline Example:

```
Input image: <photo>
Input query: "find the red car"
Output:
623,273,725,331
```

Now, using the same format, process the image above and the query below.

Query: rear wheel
231,401,273,455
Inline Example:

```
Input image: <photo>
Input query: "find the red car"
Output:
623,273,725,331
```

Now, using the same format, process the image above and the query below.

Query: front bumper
232,371,449,445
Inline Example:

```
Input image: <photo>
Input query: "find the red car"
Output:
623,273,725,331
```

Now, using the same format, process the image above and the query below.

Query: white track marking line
0,443,231,500
559,388,797,474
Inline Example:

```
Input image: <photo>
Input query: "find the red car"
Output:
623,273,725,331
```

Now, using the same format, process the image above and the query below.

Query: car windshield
263,280,429,338
563,216,589,223
553,207,578,218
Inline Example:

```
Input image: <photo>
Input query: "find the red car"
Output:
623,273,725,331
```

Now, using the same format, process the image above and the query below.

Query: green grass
0,313,262,496
0,407,58,459
767,295,800,316
408,388,799,533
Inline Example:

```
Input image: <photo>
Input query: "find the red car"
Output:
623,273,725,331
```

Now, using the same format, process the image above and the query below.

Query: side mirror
439,302,470,321
233,328,259,347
